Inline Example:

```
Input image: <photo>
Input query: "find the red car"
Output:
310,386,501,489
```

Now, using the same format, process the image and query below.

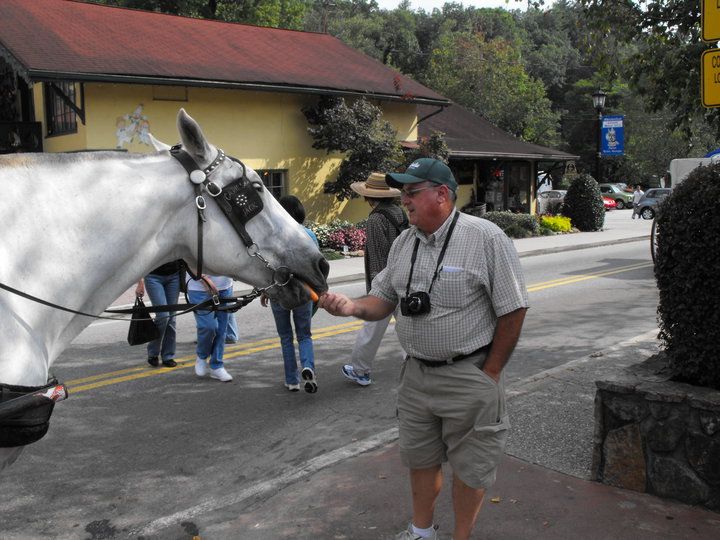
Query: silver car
638,188,672,219
537,190,567,214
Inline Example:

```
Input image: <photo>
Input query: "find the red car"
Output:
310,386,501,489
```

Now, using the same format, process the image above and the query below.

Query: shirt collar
414,208,458,245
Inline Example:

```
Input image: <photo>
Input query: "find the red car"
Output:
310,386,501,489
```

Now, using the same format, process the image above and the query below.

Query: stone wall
592,354,720,510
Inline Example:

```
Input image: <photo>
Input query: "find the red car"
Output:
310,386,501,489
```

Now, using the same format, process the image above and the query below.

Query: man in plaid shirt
320,158,528,540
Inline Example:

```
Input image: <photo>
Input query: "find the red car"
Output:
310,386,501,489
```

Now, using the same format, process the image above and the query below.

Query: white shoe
210,367,233,382
195,356,208,377
395,524,438,540
284,383,300,392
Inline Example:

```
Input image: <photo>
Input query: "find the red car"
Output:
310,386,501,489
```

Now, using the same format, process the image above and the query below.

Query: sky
374,0,529,11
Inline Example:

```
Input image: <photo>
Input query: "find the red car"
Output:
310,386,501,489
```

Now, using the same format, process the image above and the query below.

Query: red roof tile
0,0,447,105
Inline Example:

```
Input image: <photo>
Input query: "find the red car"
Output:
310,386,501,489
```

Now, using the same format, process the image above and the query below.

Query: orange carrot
304,283,319,303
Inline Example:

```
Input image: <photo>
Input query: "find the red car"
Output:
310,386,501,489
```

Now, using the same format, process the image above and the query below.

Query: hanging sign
601,115,624,156
702,48,720,107
702,0,720,42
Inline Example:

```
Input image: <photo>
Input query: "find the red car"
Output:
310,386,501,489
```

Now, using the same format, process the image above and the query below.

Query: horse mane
0,150,159,168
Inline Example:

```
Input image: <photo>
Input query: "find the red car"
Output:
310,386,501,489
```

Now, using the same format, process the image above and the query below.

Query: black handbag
127,297,161,346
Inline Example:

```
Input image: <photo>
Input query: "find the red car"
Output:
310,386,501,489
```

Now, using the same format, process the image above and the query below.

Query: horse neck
0,153,194,384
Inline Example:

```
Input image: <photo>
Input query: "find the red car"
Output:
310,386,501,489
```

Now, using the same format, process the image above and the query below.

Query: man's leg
451,472,485,540
409,465,443,529
350,314,391,374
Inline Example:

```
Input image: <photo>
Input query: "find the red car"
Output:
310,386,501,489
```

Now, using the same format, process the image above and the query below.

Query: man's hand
135,280,145,298
318,292,356,317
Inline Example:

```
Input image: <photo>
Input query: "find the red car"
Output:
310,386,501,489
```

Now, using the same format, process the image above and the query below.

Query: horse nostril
317,257,330,280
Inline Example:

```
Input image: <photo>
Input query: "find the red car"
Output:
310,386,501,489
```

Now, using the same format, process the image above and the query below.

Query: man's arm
318,292,395,321
482,307,527,382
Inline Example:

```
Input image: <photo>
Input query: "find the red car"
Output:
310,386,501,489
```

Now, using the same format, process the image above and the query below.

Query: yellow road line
67,320,365,393
67,262,652,393
527,262,652,292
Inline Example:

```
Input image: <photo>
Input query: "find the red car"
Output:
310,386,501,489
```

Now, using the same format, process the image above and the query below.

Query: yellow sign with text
703,0,720,42
702,49,720,107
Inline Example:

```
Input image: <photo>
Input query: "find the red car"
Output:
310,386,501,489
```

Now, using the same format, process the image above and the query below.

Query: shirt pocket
433,269,471,308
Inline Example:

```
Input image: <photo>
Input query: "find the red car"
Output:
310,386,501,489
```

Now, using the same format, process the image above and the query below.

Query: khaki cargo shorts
396,354,510,490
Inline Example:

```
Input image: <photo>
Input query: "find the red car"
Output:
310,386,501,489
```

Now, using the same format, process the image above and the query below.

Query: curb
517,235,650,258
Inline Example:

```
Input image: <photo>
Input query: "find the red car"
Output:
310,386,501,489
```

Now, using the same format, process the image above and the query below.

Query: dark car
638,188,672,219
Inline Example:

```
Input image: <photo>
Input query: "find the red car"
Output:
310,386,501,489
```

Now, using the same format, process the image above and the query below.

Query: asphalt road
0,241,657,539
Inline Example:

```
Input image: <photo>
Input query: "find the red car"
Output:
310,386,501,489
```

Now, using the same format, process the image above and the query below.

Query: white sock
411,524,435,538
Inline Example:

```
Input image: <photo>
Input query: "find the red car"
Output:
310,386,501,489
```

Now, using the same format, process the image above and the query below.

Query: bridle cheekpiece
169,145,293,296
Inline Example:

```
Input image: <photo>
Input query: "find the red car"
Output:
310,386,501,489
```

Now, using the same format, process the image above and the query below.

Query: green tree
403,131,450,166
578,0,720,140
424,30,560,144
302,96,402,200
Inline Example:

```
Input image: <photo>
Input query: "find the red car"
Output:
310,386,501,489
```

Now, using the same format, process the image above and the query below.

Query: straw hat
351,172,401,198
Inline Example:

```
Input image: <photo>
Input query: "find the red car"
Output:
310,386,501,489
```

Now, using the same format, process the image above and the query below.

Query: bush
308,219,366,251
539,215,572,233
562,174,605,231
482,211,540,238
655,163,720,390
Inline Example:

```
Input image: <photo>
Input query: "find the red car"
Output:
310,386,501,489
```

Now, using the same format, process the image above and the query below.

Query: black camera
400,291,431,316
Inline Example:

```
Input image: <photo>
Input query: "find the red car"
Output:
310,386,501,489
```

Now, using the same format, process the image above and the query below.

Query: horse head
173,109,329,308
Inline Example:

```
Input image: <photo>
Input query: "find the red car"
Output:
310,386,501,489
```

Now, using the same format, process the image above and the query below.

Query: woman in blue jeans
135,260,183,368
188,274,234,382
261,195,318,393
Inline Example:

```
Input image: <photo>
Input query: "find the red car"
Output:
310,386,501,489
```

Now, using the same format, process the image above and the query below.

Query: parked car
598,183,634,209
602,196,617,211
536,189,567,214
614,182,634,193
637,188,672,220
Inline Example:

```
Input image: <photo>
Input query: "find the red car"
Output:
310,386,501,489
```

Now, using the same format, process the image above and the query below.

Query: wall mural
115,104,151,148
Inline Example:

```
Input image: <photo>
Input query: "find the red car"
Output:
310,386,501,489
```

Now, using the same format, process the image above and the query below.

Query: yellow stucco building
0,0,450,224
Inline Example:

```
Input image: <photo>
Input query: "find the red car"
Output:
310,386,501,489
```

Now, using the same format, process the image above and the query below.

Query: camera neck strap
405,211,460,297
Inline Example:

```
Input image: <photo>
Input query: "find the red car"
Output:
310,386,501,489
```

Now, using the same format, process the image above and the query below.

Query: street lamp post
592,90,607,182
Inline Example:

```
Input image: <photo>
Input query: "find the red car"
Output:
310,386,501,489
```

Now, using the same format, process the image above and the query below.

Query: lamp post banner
601,115,624,156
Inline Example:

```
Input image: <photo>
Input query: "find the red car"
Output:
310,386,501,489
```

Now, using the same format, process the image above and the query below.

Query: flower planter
592,353,720,510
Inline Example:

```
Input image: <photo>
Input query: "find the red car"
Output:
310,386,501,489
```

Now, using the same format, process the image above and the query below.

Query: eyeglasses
400,185,439,198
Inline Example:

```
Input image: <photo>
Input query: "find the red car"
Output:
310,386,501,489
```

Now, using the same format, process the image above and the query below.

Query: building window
258,169,286,199
44,82,77,136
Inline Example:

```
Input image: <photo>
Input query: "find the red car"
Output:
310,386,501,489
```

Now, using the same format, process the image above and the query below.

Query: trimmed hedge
562,174,605,231
655,163,720,390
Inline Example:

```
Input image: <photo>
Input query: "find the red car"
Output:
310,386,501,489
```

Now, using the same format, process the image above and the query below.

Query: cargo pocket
469,413,510,486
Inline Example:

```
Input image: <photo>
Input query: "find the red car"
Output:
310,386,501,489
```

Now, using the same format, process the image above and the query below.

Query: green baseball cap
386,158,458,192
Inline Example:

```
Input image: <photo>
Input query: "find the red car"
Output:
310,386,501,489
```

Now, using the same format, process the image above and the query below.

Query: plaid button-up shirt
370,209,529,360
364,202,406,292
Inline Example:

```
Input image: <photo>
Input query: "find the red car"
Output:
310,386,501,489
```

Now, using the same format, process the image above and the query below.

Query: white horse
0,109,328,470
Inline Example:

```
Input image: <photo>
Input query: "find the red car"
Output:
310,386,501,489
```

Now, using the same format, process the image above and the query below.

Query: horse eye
252,182,264,192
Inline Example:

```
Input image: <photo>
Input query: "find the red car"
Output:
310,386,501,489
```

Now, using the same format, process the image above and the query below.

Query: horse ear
177,108,213,162
148,133,171,152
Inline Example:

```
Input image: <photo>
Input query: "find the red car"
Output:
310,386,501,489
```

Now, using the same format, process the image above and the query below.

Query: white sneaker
395,524,438,540
194,356,208,377
210,366,233,382
284,383,300,392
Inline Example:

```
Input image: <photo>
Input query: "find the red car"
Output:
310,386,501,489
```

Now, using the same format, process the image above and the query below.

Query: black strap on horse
169,145,264,276
0,280,254,322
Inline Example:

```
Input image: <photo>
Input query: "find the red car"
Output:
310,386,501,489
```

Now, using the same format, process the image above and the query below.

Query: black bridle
169,144,294,297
